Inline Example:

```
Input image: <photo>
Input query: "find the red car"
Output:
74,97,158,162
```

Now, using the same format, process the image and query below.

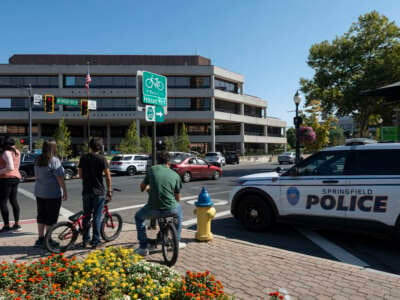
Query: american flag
85,73,92,89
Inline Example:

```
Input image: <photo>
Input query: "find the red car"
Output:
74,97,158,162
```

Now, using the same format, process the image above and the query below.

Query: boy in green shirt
134,151,185,256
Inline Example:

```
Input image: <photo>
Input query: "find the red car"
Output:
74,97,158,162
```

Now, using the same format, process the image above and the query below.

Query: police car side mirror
275,167,282,173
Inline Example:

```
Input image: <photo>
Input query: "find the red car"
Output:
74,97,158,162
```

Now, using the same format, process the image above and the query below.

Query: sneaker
134,247,149,256
49,239,60,249
78,241,88,249
11,224,22,232
0,226,11,233
34,237,44,248
91,243,101,250
179,242,187,249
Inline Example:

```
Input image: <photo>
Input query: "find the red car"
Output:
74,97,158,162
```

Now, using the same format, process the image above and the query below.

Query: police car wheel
127,166,136,176
239,195,274,232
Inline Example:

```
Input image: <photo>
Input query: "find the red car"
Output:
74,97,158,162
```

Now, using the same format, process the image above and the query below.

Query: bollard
194,187,216,241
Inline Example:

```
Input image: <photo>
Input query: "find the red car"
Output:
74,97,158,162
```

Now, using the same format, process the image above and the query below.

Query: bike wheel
45,222,78,253
161,223,179,267
101,213,123,241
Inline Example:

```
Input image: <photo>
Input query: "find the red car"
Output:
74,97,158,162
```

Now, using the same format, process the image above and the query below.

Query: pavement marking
182,210,231,226
185,199,228,206
18,187,74,217
180,191,228,201
109,204,145,212
298,228,369,267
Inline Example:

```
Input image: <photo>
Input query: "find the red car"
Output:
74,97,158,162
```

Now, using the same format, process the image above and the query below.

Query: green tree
302,99,337,152
140,136,152,154
176,124,190,152
34,138,44,151
164,136,175,151
300,11,400,137
329,127,345,146
53,119,72,159
286,128,296,149
119,121,140,154
13,138,24,152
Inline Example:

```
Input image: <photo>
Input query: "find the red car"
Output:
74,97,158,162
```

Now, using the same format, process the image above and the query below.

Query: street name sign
33,94,42,106
142,71,167,107
56,98,79,106
145,105,155,122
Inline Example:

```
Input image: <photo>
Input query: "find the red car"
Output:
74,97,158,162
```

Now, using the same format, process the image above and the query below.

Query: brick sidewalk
1,223,400,299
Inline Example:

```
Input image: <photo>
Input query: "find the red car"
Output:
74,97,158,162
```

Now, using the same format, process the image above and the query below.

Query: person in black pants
0,137,22,233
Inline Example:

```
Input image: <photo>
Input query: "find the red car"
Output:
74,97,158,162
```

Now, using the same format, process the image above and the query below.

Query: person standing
33,140,67,247
78,138,112,249
134,151,185,256
0,137,22,233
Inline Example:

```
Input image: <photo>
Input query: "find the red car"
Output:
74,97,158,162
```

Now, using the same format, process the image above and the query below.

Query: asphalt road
11,162,400,276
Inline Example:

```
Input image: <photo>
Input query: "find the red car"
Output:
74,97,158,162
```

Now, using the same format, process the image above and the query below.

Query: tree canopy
53,119,72,159
119,121,140,154
300,11,400,136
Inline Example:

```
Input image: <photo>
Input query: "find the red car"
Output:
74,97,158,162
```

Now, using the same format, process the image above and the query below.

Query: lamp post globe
293,91,302,164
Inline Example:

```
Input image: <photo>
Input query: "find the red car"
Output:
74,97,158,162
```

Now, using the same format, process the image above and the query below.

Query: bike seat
69,211,83,222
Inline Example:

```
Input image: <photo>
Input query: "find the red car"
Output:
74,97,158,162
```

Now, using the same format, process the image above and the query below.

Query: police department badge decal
287,187,300,206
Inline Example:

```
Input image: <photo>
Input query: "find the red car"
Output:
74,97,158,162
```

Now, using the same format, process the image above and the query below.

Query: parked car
170,157,222,183
278,152,296,165
225,151,240,164
109,154,149,176
204,152,226,166
19,153,78,182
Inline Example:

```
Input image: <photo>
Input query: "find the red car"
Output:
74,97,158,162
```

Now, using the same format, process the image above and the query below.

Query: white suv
110,154,149,176
205,152,226,166
229,139,400,237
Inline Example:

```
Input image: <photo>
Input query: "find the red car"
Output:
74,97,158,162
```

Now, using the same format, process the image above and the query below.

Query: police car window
353,149,400,175
123,156,132,161
134,156,148,161
296,151,347,176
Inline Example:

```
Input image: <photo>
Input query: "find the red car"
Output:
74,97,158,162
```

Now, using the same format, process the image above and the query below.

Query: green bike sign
142,71,167,107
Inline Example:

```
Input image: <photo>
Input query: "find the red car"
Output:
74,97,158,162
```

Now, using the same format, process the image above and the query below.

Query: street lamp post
293,91,302,164
377,117,383,142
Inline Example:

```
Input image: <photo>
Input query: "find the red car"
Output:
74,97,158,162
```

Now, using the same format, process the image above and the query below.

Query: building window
187,124,210,135
167,76,210,88
245,143,265,155
215,99,240,114
215,78,238,93
245,124,264,136
168,98,210,111
244,105,262,117
0,99,11,110
64,75,136,88
0,76,58,88
215,123,240,135
267,126,284,137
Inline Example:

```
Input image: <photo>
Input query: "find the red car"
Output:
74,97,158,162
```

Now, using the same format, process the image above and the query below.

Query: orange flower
74,289,80,294
1,272,6,277
26,296,32,299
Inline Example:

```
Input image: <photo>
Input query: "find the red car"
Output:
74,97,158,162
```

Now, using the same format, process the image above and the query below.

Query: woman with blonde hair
34,140,67,247
0,136,22,232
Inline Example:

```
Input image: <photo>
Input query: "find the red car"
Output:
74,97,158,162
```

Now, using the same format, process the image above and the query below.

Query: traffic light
44,94,55,114
81,99,89,117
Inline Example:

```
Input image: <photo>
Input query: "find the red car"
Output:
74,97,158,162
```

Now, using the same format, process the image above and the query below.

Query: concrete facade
0,54,286,154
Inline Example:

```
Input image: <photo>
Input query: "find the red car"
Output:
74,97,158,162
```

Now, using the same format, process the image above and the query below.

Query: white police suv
109,154,149,176
229,139,400,236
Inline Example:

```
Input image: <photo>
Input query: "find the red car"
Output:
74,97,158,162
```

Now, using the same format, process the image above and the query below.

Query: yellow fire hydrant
194,187,216,241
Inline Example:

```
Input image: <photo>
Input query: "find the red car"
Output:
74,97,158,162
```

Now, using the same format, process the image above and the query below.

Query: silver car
205,152,226,166
278,152,295,165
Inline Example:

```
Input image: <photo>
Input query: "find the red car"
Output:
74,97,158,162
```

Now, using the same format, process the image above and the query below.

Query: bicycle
145,76,164,91
44,188,123,253
146,214,179,267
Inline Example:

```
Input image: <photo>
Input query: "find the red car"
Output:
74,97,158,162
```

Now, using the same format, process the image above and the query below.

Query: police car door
280,150,350,220
345,148,400,227
134,155,148,172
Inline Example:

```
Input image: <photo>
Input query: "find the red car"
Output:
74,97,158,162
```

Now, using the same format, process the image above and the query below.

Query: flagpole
86,62,90,144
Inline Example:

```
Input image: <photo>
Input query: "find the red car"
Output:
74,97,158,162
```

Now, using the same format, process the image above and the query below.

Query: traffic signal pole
27,84,33,152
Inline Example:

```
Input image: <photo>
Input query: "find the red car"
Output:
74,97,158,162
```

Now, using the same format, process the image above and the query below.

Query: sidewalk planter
0,246,232,300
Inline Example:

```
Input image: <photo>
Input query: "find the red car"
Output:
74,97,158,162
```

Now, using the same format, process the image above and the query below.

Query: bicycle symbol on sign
145,76,164,91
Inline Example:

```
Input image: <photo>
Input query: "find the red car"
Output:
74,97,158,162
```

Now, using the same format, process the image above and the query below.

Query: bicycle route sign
142,71,167,107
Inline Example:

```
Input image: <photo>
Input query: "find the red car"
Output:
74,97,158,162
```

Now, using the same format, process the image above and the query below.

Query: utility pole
27,84,33,152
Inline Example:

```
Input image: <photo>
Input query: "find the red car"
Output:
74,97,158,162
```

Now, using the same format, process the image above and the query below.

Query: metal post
152,122,157,166
295,103,300,164
27,84,33,152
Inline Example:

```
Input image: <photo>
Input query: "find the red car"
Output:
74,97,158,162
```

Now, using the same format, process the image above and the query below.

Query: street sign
56,98,79,106
142,71,167,107
145,105,155,122
33,94,42,106
88,100,97,110
155,105,165,122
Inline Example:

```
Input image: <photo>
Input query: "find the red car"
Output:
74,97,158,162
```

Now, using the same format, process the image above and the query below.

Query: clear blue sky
1,0,400,125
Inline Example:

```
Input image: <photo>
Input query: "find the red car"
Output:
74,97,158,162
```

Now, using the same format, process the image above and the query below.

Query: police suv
109,154,149,176
229,139,400,236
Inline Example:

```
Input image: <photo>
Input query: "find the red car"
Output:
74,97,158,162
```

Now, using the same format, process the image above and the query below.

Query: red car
170,157,222,183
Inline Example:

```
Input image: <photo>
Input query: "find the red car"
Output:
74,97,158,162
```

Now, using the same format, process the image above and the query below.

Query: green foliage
53,119,72,159
140,136,152,154
164,136,175,151
13,139,24,152
119,121,140,154
286,128,296,149
329,127,346,146
176,124,190,152
34,138,44,151
300,11,400,137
